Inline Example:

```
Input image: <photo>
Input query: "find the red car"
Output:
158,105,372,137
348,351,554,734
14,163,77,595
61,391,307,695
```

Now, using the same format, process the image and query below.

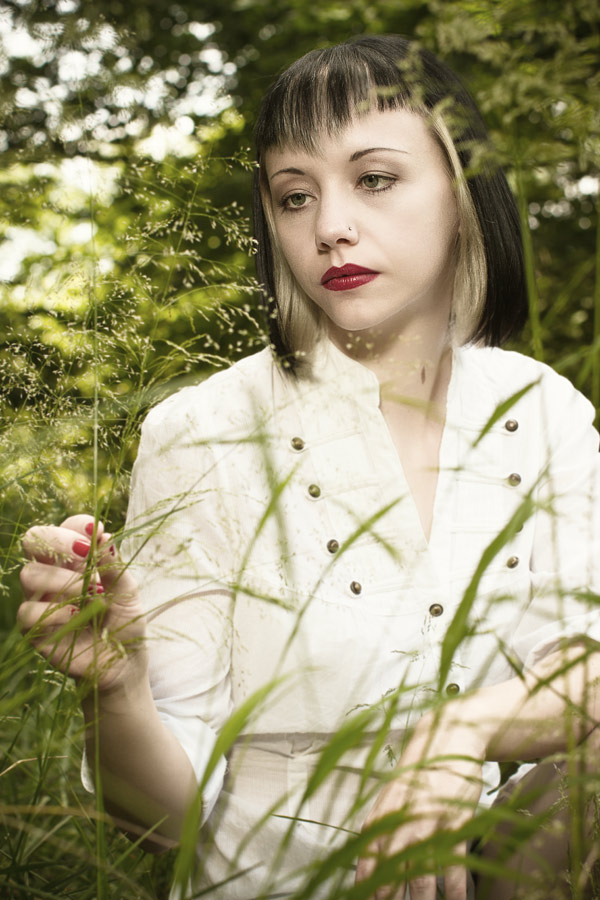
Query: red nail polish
73,540,90,558
109,545,116,556
70,606,78,617
85,522,95,536
87,583,104,594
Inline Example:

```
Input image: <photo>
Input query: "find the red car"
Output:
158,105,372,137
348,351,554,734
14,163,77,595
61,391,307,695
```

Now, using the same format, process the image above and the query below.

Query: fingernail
70,606,79,617
73,540,91,558
109,545,116,556
85,523,95,536
87,583,104,594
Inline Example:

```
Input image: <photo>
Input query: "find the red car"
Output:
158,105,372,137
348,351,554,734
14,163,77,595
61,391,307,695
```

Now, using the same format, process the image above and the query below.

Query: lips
320,263,379,292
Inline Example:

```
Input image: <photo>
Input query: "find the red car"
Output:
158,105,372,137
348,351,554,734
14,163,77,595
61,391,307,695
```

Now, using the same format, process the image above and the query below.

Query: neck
328,307,453,417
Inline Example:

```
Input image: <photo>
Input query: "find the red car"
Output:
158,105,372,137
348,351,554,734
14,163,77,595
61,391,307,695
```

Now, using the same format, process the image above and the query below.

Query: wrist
82,661,152,720
424,677,531,761
415,692,506,761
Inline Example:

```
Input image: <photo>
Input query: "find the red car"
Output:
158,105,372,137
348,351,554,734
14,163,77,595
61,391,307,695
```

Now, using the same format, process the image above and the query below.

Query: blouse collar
308,338,468,417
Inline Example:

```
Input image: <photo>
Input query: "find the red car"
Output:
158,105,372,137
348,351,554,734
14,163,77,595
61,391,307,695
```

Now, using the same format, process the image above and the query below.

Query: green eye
286,193,307,208
362,174,382,188
361,173,396,192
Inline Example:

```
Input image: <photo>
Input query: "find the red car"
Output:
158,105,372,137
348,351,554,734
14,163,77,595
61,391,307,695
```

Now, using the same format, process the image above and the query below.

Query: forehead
264,107,443,173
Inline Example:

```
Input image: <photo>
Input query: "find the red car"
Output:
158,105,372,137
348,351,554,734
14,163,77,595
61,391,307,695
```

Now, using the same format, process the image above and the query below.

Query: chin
328,312,400,335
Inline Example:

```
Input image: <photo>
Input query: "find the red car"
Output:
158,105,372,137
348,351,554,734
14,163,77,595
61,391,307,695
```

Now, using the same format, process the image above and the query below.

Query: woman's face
265,108,460,340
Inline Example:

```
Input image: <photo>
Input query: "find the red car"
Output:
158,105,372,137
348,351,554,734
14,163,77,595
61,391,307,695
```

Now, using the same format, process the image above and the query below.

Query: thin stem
83,109,108,900
514,160,544,361
592,197,600,421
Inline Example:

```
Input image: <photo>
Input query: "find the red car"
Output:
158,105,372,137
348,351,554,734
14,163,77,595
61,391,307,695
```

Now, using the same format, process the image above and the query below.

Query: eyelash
278,173,397,212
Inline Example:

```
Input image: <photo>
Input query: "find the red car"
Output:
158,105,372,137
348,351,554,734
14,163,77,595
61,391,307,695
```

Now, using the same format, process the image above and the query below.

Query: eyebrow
269,147,409,181
349,147,409,161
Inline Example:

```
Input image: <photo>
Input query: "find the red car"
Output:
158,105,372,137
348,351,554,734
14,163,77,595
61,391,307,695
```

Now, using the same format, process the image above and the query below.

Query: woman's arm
355,642,600,899
19,515,200,852
81,672,198,850
452,641,600,762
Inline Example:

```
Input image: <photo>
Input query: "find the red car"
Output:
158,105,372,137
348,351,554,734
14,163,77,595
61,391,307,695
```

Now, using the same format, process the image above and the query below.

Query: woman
19,35,600,900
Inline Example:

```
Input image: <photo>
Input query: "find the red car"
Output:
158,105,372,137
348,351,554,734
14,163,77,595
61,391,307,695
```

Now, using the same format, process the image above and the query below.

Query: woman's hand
18,514,147,694
355,710,486,900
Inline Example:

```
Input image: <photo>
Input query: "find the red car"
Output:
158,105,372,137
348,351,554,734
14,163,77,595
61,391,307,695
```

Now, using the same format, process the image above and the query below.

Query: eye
359,173,396,191
281,191,310,210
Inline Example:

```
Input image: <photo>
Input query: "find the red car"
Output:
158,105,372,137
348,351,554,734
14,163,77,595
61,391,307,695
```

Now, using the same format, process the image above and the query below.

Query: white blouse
122,340,600,898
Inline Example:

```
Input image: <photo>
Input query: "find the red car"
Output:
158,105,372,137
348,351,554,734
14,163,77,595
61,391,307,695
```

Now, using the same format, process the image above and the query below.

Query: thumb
96,540,139,602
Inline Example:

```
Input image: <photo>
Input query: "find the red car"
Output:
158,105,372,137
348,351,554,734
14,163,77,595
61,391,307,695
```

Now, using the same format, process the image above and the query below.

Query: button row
295,422,518,451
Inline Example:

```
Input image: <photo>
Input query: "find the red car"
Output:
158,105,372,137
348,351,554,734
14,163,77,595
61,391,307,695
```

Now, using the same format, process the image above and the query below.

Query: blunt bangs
255,49,414,156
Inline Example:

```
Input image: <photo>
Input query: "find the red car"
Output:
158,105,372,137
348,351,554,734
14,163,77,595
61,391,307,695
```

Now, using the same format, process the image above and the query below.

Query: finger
19,601,92,672
443,843,468,900
18,598,81,636
407,873,437,900
61,514,105,543
356,849,407,900
22,525,93,570
375,885,406,900
355,848,377,885
20,561,86,603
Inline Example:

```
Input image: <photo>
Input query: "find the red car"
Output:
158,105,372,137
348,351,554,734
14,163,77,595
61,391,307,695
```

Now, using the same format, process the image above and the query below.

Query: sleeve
118,392,237,821
510,376,600,669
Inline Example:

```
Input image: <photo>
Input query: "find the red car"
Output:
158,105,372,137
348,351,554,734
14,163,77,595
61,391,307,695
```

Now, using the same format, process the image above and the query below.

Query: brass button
429,603,444,617
506,555,519,569
350,581,362,595
290,436,305,451
308,484,321,498
326,539,339,554
505,419,519,432
507,472,522,486
446,683,460,696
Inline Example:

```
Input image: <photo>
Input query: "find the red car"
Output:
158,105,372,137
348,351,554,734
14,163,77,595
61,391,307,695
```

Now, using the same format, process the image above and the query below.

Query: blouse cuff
520,612,600,672
156,710,227,823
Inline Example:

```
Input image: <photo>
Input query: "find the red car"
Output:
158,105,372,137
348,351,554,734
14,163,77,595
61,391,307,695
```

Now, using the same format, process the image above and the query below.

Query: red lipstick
320,264,379,292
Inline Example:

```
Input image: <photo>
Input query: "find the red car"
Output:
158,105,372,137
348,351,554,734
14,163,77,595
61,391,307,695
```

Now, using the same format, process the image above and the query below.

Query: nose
314,196,358,250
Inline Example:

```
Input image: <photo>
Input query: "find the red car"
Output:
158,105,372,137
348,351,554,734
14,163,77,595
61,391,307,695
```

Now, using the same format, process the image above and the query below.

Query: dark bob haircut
253,35,527,373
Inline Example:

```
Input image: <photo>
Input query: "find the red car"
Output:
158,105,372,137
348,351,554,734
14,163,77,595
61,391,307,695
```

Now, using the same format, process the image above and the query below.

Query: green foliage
1,0,599,896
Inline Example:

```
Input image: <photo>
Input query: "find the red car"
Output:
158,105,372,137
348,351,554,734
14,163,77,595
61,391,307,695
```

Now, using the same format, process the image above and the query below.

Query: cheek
421,193,459,252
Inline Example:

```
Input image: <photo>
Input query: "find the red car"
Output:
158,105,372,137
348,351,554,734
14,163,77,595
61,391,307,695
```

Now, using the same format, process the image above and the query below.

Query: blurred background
0,0,598,896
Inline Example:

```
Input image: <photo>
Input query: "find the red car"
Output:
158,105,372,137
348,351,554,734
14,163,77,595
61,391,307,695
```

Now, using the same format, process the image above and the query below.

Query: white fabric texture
120,340,600,899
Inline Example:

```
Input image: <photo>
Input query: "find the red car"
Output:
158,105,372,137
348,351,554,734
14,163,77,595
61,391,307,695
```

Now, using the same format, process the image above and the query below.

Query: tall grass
0,146,262,897
2,41,600,900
